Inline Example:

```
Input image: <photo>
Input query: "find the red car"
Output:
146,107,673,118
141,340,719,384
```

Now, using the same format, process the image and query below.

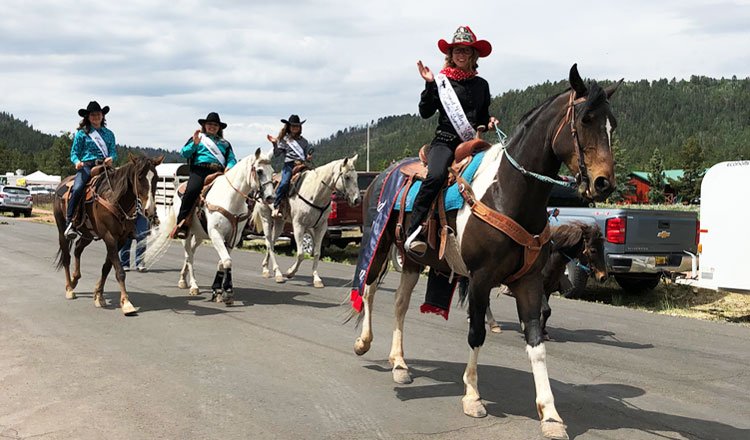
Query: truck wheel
614,274,661,294
23,210,32,218
390,245,403,272
12,211,20,218
562,262,589,299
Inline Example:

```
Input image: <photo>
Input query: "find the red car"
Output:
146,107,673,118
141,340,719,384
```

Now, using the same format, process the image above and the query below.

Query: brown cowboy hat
78,101,110,117
281,114,306,126
438,26,492,58
198,112,227,129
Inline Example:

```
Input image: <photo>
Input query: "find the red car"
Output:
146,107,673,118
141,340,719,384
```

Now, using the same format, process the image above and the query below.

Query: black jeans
177,166,215,224
407,141,457,235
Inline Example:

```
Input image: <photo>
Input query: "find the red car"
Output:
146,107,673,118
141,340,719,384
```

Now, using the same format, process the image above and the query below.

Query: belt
194,162,223,172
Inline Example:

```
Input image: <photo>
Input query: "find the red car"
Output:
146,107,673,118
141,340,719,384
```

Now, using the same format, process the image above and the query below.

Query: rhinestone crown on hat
453,26,475,43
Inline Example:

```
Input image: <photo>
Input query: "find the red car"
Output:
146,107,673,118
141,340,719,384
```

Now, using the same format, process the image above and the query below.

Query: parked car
28,185,55,196
243,171,379,252
0,185,33,217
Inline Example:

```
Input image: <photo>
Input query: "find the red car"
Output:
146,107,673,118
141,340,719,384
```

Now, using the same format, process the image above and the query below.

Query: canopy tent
23,170,61,186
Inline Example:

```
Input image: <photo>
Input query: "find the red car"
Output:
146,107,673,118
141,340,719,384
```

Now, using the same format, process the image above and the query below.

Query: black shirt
418,76,491,143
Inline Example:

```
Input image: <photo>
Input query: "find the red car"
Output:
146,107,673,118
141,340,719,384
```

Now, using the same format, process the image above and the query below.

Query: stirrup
170,222,187,240
405,225,427,255
64,222,78,240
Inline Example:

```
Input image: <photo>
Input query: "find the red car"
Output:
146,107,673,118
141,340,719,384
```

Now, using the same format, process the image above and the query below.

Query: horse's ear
255,147,261,159
604,78,624,99
351,153,359,164
153,155,164,166
569,63,587,98
343,157,348,166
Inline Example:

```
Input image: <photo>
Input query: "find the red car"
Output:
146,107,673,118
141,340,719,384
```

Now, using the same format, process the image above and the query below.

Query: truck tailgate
624,210,697,253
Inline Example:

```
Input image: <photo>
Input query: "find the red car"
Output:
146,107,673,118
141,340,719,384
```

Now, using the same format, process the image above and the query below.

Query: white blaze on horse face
605,117,613,149
145,170,155,215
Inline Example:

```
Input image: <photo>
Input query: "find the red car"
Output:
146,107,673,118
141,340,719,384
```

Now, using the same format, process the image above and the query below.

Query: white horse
251,155,360,287
146,148,275,303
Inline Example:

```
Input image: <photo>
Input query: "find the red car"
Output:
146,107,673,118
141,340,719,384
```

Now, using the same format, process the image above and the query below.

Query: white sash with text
435,73,476,142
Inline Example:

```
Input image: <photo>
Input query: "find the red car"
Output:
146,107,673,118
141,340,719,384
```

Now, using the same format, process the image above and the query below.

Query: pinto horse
352,65,621,439
480,221,608,338
145,149,275,304
251,155,360,287
53,155,163,315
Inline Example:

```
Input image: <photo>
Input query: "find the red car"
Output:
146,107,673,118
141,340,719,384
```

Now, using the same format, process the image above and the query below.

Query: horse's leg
513,276,568,440
211,261,225,303
178,258,189,289
221,267,233,305
486,303,502,334
259,211,272,277
58,235,76,299
107,238,137,315
462,273,492,418
185,233,201,296
353,244,391,356
310,224,327,288
208,223,232,270
70,237,91,291
389,259,422,384
92,257,112,309
541,291,552,341
270,218,285,282
285,220,306,280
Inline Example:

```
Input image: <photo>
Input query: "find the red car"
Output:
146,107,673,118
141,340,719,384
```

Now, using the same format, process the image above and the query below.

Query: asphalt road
1,218,748,440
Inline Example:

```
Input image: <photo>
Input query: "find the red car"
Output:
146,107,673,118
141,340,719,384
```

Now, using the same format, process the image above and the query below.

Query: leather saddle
175,171,224,223
399,138,491,183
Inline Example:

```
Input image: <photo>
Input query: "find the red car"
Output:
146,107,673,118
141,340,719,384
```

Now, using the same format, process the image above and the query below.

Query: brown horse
352,65,621,439
478,221,608,338
53,155,163,315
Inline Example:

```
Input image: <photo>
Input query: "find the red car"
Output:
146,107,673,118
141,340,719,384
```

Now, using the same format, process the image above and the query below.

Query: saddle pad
394,150,486,212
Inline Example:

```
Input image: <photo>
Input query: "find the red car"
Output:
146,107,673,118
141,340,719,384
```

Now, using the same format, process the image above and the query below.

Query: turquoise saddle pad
394,150,486,212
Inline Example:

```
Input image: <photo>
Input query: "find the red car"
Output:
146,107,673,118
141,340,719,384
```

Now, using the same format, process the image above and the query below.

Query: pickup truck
549,186,699,295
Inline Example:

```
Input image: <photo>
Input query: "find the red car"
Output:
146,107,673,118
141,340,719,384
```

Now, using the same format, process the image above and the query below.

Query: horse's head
129,154,163,223
553,64,622,202
249,148,275,204
334,154,360,206
580,223,607,283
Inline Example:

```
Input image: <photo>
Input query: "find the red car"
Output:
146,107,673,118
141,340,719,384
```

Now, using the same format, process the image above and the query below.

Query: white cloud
1,0,749,159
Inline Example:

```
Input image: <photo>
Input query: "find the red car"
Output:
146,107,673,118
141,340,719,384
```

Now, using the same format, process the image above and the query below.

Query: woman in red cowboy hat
405,25,499,255
64,101,118,239
266,114,313,218
171,112,237,239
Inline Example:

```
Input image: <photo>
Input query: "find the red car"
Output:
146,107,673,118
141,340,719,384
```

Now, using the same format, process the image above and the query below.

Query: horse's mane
97,157,148,204
551,221,601,252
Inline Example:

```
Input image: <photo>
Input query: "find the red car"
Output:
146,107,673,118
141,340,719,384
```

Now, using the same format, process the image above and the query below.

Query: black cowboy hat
198,112,227,129
281,114,306,126
78,101,110,117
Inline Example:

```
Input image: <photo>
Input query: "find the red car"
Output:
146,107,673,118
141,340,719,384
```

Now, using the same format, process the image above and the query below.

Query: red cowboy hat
438,26,492,58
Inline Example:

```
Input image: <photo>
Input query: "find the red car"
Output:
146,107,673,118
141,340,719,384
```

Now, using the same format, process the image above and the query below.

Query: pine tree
647,147,666,204
607,137,635,203
669,137,704,203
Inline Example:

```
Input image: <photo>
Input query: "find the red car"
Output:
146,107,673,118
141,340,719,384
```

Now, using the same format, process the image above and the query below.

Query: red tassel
420,303,449,320
350,289,363,313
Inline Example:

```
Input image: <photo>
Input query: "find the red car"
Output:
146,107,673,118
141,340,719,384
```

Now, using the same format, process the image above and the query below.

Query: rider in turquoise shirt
64,101,118,239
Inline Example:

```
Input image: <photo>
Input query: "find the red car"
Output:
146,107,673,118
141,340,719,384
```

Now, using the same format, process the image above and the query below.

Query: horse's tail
457,277,470,308
53,241,72,271
143,204,176,268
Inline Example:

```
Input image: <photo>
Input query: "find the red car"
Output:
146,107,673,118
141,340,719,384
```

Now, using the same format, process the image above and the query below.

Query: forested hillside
312,76,750,172
0,112,182,177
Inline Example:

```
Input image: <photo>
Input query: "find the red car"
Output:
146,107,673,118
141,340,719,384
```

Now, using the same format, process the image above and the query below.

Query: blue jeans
66,164,93,223
274,162,294,208
119,214,149,268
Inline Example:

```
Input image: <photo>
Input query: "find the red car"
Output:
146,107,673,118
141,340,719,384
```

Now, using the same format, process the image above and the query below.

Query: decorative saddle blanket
394,150,486,212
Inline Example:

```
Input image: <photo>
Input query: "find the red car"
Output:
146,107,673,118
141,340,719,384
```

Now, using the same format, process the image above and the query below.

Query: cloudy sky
2,0,749,158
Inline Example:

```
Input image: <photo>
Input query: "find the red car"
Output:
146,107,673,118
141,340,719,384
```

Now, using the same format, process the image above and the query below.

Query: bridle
552,91,592,196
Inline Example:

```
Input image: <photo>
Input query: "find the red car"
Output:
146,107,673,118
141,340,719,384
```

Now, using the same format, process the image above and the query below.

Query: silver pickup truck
550,189,699,295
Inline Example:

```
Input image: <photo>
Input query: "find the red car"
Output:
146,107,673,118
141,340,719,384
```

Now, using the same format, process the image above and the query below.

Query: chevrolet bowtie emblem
657,230,671,239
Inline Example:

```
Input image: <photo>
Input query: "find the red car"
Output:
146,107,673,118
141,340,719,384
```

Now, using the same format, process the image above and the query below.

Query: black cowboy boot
405,225,427,255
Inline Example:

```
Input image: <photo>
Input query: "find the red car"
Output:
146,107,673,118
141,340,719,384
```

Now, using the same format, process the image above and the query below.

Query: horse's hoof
94,297,106,308
462,399,487,418
121,301,139,316
275,274,285,283
211,291,222,303
65,290,76,300
490,323,502,333
541,419,569,440
189,287,200,296
178,279,188,289
313,279,324,288
262,270,270,278
285,271,295,279
392,367,412,384
353,338,371,356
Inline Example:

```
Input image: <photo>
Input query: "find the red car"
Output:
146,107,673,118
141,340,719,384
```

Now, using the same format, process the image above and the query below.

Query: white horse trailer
154,163,189,225
696,160,750,292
